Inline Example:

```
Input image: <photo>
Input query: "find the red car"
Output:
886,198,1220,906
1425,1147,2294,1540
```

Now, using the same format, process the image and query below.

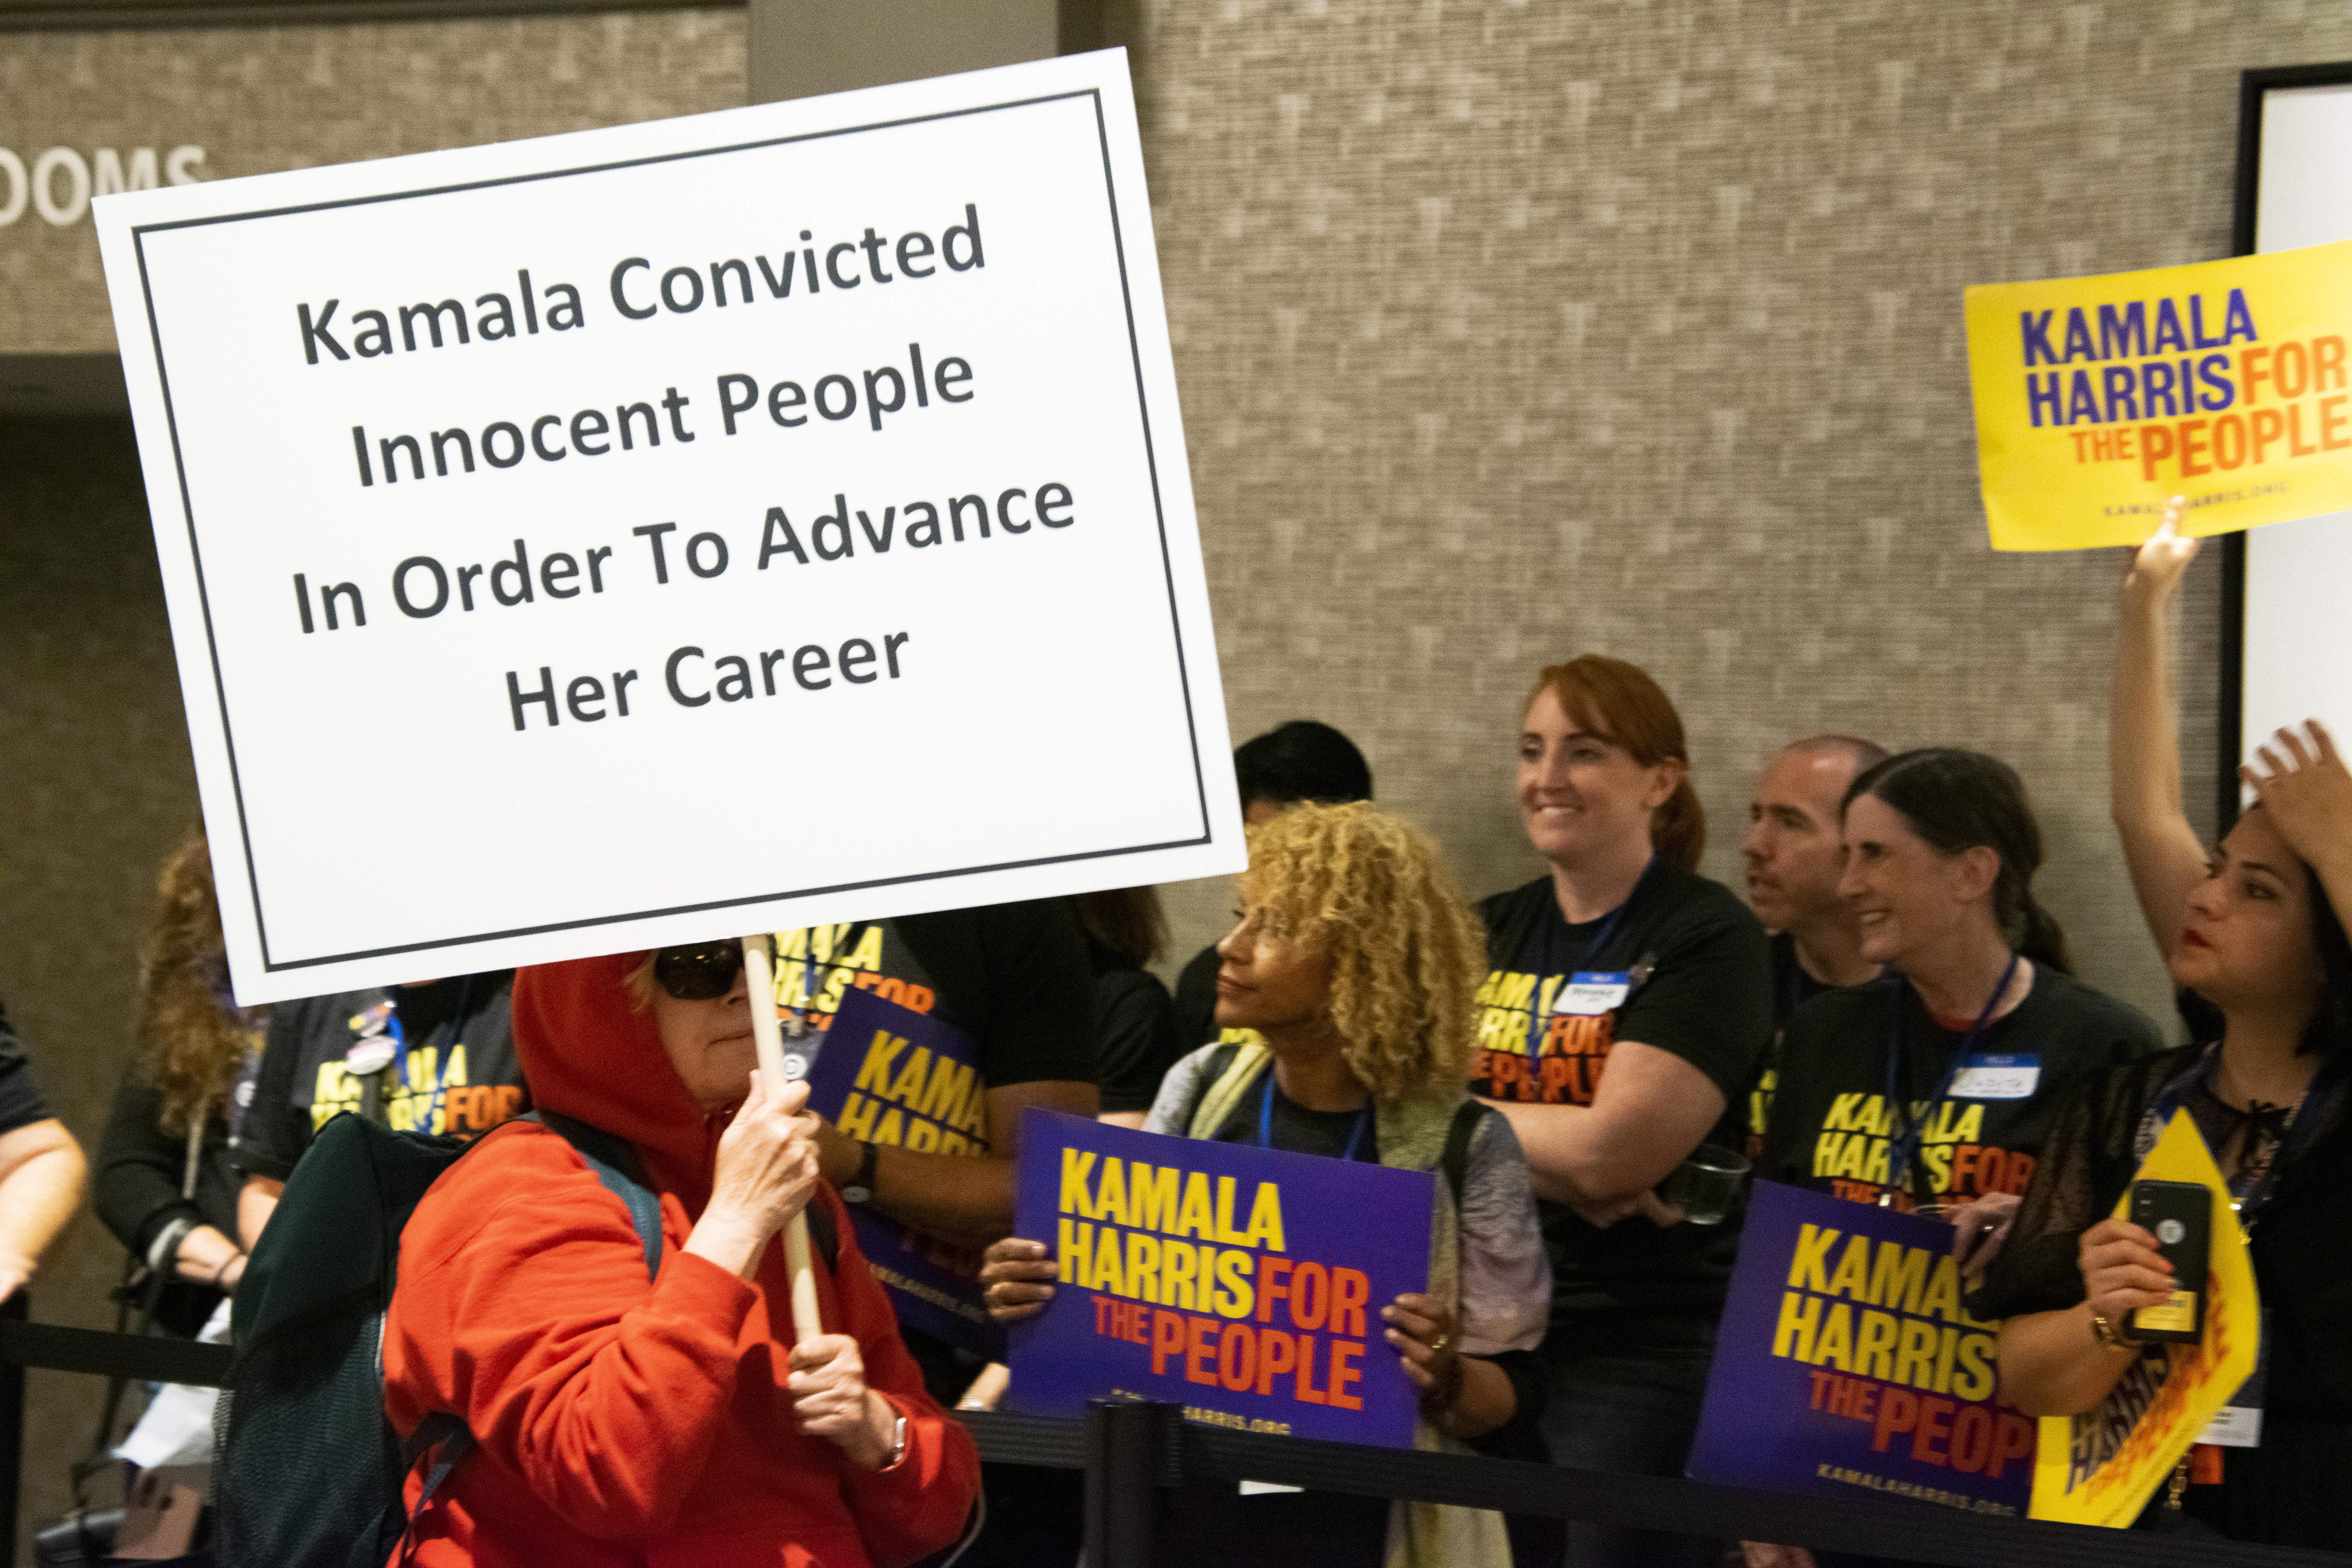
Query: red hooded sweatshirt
382,954,979,1568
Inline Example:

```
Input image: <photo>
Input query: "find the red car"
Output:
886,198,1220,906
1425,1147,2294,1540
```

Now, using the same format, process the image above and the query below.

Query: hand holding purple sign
998,1109,1434,1447
1688,1180,2035,1518
798,985,1000,1356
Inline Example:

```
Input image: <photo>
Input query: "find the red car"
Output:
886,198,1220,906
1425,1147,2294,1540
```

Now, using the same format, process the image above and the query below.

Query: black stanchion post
1082,1399,1168,1568
1,1292,25,1560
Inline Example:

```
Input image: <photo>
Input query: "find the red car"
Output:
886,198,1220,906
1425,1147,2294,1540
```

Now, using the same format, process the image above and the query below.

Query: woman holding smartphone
1975,515,2352,1547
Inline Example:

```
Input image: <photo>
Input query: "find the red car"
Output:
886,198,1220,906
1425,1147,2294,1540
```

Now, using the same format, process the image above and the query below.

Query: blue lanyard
1524,860,1656,1053
1879,951,2019,1205
386,975,474,1103
1257,1072,1372,1162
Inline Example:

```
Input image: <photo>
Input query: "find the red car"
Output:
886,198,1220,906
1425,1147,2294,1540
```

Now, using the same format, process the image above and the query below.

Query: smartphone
2127,1179,2212,1343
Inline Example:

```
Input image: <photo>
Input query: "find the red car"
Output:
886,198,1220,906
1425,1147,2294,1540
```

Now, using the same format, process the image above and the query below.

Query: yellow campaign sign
2028,1111,2260,1527
1965,239,2352,550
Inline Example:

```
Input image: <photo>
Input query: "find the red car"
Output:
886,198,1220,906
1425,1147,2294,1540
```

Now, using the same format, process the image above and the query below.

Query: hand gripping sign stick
740,934,824,1346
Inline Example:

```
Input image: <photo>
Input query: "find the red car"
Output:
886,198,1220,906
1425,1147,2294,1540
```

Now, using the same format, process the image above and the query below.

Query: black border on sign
2224,62,2352,837
131,87,1214,975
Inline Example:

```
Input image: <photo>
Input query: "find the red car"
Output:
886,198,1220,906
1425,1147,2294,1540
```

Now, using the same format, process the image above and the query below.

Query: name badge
2200,1312,2269,1448
1554,972,1631,1016
1949,1053,2039,1100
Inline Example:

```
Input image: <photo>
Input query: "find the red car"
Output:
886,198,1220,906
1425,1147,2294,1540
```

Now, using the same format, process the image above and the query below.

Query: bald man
1741,735,1887,1149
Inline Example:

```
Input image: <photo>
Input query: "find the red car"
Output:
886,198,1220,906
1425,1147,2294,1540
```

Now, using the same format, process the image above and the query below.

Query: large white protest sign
95,51,1241,1004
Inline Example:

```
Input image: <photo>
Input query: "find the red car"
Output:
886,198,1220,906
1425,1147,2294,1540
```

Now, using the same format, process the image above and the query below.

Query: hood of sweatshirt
509,953,730,1212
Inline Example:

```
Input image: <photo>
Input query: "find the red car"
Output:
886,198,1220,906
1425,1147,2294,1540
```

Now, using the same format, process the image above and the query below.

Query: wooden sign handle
740,934,824,1347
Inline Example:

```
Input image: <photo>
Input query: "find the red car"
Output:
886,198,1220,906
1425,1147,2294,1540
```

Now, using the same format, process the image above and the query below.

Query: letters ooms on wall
0,147,208,227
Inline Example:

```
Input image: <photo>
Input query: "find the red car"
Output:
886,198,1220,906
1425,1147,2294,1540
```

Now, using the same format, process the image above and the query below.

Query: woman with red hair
1472,655,1774,1568
382,948,978,1567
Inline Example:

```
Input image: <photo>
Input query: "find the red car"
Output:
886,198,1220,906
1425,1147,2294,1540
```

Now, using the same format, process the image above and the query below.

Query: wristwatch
842,1141,879,1205
2090,1308,2140,1350
885,1412,909,1469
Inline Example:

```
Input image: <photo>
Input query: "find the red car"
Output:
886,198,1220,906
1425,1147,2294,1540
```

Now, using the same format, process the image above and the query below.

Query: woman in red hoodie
383,949,979,1568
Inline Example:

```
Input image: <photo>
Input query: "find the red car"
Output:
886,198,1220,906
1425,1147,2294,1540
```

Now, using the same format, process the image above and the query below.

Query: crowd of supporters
2,522,2345,1564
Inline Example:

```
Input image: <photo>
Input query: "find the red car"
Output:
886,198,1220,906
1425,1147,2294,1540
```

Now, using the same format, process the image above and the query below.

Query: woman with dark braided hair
1756,748,2161,1234
93,825,265,1333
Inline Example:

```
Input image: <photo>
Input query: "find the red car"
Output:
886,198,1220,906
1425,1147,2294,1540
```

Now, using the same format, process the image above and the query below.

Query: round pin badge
346,1039,397,1076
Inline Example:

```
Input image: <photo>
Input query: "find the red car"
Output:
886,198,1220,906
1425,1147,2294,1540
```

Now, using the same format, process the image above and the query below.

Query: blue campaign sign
802,985,1000,1356
1005,1108,1433,1448
1686,1180,2035,1517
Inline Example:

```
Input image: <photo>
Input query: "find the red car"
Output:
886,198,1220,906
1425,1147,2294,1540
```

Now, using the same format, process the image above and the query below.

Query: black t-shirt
1473,863,1773,1319
1770,930,1836,1024
0,998,55,1135
1171,942,1223,1056
232,971,524,1181
1746,931,1872,1151
1197,1076,1379,1161
772,901,1098,1094
1758,967,2161,1209
1086,938,1184,1115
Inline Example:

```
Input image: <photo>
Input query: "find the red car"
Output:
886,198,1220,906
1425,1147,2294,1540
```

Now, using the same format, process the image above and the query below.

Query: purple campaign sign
1687,1180,2036,1516
1004,1108,1433,1448
801,985,1001,1357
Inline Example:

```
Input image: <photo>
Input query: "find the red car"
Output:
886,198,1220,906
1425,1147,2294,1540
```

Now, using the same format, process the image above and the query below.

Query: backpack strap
1185,1042,1270,1140
387,1413,475,1568
521,1109,841,1276
525,1110,663,1280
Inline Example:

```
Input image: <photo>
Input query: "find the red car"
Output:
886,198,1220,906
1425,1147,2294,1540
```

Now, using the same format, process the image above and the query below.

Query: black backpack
212,1108,835,1568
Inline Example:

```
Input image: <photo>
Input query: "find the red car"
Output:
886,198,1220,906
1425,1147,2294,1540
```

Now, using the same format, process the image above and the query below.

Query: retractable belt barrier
959,1405,2352,1568
5,1327,2347,1568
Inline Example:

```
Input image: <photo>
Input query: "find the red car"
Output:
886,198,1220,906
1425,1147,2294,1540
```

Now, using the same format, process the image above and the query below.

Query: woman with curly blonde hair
981,803,1549,1568
94,825,264,1333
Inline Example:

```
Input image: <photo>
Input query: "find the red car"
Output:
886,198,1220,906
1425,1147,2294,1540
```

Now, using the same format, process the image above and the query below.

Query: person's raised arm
0,1118,89,1302
1485,1041,1723,1224
2111,505,2209,960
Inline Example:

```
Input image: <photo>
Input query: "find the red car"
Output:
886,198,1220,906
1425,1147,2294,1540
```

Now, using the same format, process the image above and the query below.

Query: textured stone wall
1127,0,2352,1027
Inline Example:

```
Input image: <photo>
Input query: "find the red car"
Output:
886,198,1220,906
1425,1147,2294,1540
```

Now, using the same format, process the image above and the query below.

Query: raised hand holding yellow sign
1966,240,2352,550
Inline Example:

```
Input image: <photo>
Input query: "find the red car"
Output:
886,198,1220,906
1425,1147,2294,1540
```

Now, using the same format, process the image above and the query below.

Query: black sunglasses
652,942,745,1001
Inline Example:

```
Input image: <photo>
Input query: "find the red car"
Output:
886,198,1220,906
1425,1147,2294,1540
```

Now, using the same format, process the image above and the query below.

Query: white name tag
2199,1318,2267,1448
1554,971,1631,1016
1949,1053,2039,1100
2198,1405,2263,1448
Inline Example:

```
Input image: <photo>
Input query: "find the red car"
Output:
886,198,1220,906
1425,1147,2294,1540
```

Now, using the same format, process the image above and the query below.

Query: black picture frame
2222,62,2352,834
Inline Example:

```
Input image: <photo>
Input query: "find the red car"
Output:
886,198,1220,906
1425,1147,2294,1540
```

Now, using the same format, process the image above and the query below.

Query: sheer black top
1970,1044,2352,1548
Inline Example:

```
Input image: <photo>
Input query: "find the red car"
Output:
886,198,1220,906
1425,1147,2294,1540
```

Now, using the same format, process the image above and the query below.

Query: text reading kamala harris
1054,1149,1377,1416
280,203,1082,730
